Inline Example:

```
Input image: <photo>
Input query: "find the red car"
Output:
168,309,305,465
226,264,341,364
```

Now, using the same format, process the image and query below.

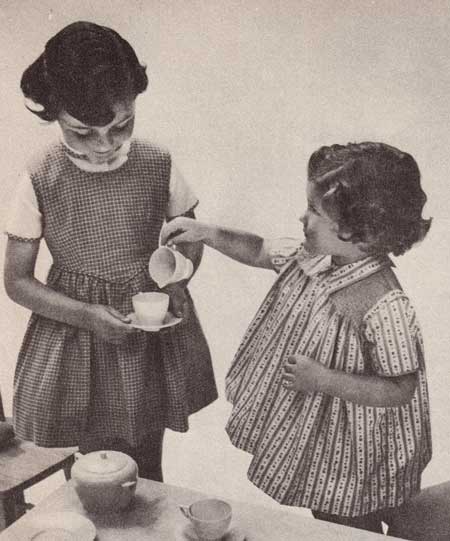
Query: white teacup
149,246,194,288
132,292,169,326
180,498,232,540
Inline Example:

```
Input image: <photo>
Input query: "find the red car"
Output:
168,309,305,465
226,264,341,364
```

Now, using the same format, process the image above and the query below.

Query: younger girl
3,21,217,480
162,142,432,533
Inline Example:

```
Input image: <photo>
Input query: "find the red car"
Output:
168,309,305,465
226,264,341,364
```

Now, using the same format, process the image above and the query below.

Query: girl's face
300,181,367,264
57,100,135,165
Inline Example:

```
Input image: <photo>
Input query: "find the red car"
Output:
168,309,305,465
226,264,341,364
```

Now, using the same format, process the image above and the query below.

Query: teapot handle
179,505,192,520
121,481,137,490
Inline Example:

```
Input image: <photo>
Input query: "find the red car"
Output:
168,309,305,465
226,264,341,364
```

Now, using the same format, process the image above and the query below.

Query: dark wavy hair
20,21,148,126
308,142,431,256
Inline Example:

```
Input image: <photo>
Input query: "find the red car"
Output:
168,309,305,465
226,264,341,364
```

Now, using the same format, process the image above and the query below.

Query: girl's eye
72,131,91,139
112,118,133,133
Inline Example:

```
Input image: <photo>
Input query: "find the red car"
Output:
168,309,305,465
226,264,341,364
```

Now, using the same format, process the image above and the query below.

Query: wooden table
0,438,76,530
0,477,403,540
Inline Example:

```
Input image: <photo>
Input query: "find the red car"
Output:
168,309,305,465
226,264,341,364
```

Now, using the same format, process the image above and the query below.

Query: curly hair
308,142,431,256
20,21,148,126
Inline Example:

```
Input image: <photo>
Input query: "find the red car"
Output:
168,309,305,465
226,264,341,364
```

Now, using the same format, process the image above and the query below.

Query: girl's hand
161,283,189,318
160,217,209,246
282,354,327,393
86,305,135,344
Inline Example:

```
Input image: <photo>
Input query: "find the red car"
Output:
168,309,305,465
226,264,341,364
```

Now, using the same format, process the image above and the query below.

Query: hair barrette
24,97,45,112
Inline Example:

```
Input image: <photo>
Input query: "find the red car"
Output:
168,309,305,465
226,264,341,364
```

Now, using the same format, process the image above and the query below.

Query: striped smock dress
6,139,217,448
225,241,431,517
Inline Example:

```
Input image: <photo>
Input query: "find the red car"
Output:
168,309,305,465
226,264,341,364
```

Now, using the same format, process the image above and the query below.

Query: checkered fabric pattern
13,140,217,447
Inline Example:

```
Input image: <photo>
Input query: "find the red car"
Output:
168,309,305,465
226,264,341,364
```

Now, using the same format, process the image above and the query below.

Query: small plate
16,511,96,540
180,523,245,541
127,312,183,332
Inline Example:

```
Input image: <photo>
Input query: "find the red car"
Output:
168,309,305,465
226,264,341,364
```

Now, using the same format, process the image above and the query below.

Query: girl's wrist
316,365,333,395
80,302,95,330
203,224,220,248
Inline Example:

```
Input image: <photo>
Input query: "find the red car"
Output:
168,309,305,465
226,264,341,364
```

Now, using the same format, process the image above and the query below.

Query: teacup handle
121,481,137,490
179,505,193,520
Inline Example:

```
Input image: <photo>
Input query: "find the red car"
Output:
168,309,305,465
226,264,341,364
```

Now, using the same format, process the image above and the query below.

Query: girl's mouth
92,146,122,161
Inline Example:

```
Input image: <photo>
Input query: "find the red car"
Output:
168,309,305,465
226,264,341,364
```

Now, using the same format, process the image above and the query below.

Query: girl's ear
331,220,353,242
336,229,354,242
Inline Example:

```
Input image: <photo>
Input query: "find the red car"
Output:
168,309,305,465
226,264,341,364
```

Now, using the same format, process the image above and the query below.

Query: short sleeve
166,162,199,218
4,171,42,241
265,237,303,273
363,291,421,377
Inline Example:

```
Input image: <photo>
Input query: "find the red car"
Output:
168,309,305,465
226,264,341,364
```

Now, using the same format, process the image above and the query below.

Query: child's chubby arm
4,239,135,344
160,217,274,270
282,355,418,407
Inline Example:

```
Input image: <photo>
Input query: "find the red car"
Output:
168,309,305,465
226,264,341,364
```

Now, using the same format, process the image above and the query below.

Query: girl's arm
4,239,134,344
283,355,417,407
161,216,273,269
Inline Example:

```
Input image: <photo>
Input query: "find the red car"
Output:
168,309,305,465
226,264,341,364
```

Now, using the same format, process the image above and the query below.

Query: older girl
4,21,217,480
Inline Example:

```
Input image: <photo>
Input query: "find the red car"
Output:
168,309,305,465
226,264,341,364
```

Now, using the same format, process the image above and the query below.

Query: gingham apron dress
13,140,217,447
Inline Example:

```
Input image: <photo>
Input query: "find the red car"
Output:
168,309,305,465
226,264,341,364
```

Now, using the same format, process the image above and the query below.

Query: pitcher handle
179,505,192,520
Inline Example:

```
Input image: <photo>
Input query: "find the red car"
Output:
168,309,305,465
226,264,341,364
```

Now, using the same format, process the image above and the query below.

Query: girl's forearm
320,368,417,407
5,275,92,329
204,226,271,268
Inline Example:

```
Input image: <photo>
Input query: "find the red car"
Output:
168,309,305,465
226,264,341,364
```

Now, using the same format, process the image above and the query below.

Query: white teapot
71,450,138,513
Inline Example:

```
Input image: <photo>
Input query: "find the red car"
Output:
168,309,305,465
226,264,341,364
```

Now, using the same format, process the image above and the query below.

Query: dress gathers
9,139,217,447
225,244,431,517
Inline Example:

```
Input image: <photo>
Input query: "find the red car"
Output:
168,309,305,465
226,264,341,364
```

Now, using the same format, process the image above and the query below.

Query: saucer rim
16,510,96,540
127,311,183,332
181,522,244,541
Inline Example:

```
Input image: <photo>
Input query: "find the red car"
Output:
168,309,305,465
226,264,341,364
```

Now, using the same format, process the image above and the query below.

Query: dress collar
296,249,393,293
61,138,131,173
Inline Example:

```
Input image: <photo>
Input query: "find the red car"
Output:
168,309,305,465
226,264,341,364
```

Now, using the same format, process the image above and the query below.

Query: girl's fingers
161,218,187,244
284,363,295,373
106,306,131,323
166,231,193,246
287,356,297,365
162,230,184,246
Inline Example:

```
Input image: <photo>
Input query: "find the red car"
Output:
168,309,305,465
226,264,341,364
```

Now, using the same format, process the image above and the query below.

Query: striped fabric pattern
225,245,431,517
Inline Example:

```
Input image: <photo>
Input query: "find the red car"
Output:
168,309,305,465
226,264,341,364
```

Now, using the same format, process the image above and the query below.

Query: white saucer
180,523,245,541
128,312,183,332
16,511,96,540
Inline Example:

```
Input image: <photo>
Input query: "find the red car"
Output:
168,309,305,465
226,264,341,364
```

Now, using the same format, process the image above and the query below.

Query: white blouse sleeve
166,161,199,219
4,171,43,241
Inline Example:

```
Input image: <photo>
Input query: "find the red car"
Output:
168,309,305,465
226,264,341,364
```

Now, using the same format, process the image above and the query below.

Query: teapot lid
79,450,130,475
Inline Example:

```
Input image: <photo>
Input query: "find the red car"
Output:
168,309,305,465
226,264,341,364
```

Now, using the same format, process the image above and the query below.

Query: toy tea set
130,245,194,331
70,451,241,540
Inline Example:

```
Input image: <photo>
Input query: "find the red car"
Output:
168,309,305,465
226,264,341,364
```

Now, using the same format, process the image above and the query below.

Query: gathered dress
225,242,431,517
5,138,217,448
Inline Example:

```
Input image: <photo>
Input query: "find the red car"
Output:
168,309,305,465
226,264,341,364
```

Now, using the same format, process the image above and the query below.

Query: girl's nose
299,213,307,226
93,132,114,151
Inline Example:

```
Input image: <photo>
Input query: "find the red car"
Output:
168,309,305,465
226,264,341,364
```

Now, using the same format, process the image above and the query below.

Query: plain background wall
1,0,449,513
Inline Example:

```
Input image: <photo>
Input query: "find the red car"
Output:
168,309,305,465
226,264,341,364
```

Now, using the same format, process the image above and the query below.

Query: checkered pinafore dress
13,139,217,447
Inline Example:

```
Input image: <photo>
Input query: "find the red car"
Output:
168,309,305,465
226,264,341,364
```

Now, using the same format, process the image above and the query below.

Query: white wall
1,0,449,510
